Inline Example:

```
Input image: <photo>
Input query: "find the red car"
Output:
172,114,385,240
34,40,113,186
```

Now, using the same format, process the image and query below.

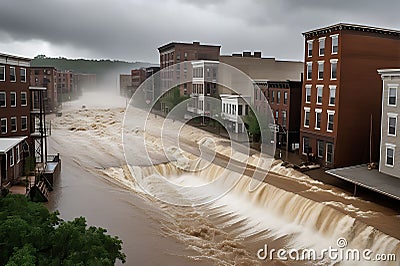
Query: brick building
57,70,74,102
0,53,31,185
300,23,400,168
378,69,400,178
30,67,58,112
158,41,221,107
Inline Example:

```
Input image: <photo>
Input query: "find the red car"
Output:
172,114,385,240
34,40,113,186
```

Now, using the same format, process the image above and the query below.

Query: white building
220,94,251,133
378,69,400,178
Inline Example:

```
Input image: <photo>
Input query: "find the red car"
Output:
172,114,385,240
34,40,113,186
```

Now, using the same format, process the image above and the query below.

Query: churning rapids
47,92,400,265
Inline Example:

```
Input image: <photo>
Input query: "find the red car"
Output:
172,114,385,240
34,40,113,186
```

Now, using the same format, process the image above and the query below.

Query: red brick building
158,41,220,101
300,23,400,168
0,53,31,185
30,67,58,112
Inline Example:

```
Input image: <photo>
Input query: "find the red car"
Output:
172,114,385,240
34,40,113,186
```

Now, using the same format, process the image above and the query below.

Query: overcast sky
0,0,398,64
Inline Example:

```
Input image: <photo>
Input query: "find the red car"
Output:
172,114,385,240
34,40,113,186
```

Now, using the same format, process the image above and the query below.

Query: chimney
254,51,262,58
193,41,200,45
232,53,242,57
243,51,251,57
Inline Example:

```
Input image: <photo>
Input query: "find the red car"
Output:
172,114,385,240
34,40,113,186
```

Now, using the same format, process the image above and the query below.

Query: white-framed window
16,144,20,163
1,118,6,134
304,107,310,128
330,59,338,80
327,110,335,132
306,62,312,80
388,114,397,136
315,109,322,130
317,140,324,158
10,92,16,107
331,34,339,54
385,144,395,167
10,66,16,82
319,37,326,56
316,85,323,105
302,137,310,155
21,116,27,131
271,90,275,103
307,40,313,57
388,86,397,106
21,92,27,106
10,117,16,132
329,85,336,106
326,142,334,164
0,91,5,107
277,91,281,103
284,91,288,104
305,85,311,103
282,110,287,128
20,68,26,82
318,61,324,80
0,65,5,81
275,110,279,123
10,148,14,167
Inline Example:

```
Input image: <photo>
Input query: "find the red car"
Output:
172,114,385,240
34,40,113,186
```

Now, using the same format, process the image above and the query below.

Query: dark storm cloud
0,0,398,63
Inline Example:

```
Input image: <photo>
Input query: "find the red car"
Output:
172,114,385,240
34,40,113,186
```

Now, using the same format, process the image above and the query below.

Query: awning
0,137,27,154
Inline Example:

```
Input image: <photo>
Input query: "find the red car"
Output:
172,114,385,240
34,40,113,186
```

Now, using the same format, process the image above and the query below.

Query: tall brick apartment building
0,53,31,185
158,41,220,102
300,23,400,168
30,67,58,112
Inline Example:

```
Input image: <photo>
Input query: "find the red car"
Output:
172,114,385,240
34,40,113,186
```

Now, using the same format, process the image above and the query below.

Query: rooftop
0,53,31,62
158,41,221,51
0,137,27,154
303,23,400,38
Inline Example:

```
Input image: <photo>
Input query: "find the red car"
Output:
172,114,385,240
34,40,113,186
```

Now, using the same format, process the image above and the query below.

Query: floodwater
47,92,400,265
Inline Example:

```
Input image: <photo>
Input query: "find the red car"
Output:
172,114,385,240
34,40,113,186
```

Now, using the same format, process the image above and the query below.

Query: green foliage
243,109,261,141
0,194,126,265
159,87,189,113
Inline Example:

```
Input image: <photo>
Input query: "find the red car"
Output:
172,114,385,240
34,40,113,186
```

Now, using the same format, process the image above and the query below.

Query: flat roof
0,137,27,154
0,53,32,61
303,23,400,37
158,41,221,51
326,164,400,200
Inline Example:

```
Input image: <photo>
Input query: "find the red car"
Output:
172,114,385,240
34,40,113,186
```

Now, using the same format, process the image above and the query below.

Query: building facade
378,69,400,178
30,67,58,112
220,94,250,133
300,23,400,168
158,41,221,109
0,53,31,185
57,70,75,102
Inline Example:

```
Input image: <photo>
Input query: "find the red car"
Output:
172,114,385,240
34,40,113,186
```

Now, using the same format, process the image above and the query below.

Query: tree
243,109,261,142
0,195,126,265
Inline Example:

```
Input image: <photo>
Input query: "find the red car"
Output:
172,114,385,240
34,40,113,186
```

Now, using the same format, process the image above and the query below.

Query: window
21,116,27,131
271,91,275,103
329,85,336,106
277,91,281,103
305,85,311,103
1,118,6,134
10,67,16,82
317,140,324,158
282,110,287,127
302,137,310,155
318,61,324,80
284,91,288,104
385,145,395,167
388,87,397,106
388,115,397,136
0,92,5,107
11,117,16,132
315,109,322,130
307,62,312,80
304,107,310,127
275,110,279,123
331,34,339,54
319,37,325,56
327,111,335,132
10,92,16,107
20,68,26,82
16,145,20,163
0,65,4,81
10,148,14,167
326,142,334,163
307,40,313,57
330,59,338,80
317,86,323,105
